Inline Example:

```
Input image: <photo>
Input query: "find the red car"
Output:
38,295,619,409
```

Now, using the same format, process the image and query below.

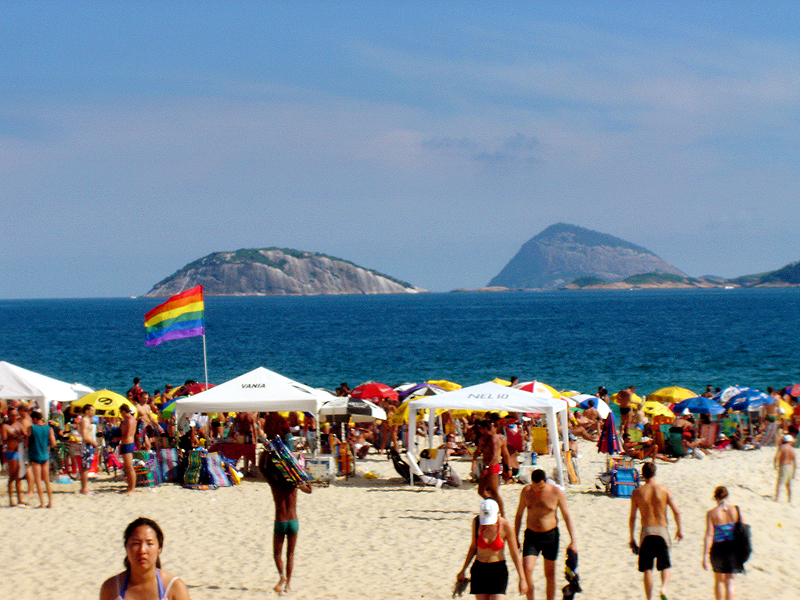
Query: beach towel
184,449,204,485
159,448,179,482
205,452,231,487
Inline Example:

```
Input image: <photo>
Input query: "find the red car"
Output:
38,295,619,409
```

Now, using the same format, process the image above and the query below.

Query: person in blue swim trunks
259,448,312,594
119,403,138,495
1,405,27,506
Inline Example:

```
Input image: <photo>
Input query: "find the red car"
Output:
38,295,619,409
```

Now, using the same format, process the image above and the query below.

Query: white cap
479,499,499,525
784,434,793,443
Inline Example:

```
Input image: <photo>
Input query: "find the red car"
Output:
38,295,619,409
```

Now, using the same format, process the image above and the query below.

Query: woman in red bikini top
456,499,528,599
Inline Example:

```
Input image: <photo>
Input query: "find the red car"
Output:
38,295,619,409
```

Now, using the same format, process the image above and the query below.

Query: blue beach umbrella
672,396,726,415
724,388,774,412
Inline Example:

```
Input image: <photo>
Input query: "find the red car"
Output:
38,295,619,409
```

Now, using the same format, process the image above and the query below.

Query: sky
2,1,799,298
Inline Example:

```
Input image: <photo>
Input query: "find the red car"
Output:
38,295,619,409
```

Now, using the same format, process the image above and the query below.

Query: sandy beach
2,440,797,600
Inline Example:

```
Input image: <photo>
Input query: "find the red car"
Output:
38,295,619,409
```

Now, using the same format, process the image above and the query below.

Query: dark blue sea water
1,288,798,397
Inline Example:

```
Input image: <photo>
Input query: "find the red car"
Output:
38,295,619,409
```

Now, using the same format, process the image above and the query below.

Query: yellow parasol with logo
71,389,137,418
642,400,675,419
648,386,697,405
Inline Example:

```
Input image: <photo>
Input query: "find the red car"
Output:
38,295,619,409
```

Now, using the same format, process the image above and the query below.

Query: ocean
1,288,798,398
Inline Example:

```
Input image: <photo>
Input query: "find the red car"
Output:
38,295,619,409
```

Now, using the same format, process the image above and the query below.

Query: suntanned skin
472,422,507,516
79,406,98,494
774,440,796,502
259,449,312,595
629,471,683,600
17,404,35,499
514,479,578,600
456,515,529,599
119,406,137,494
1,407,26,506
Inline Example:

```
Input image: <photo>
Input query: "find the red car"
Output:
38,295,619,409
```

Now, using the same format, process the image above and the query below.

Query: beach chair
183,449,205,485
159,448,179,482
530,427,549,455
626,428,643,443
418,448,449,479
761,420,780,447
654,424,670,453
563,450,580,484
700,423,719,448
205,452,231,487
388,448,411,483
610,467,639,497
667,431,687,458
133,450,158,487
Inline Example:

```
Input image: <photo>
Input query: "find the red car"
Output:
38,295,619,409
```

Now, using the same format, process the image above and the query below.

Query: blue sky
2,1,798,298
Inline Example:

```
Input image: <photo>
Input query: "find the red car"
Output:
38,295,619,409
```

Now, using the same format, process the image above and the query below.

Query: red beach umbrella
351,381,398,403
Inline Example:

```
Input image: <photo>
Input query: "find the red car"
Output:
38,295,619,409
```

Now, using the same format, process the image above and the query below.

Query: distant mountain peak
488,223,686,290
144,248,424,297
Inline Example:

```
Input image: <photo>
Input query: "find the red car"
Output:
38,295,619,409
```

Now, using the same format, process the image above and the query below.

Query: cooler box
305,455,335,482
610,467,638,498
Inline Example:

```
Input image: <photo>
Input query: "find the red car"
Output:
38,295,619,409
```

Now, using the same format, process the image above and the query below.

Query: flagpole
202,333,209,388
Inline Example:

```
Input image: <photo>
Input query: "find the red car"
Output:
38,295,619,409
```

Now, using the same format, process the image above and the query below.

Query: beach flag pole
202,333,209,388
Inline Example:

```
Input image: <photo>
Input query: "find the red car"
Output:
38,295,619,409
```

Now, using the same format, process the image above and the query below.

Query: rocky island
487,223,687,290
144,248,424,297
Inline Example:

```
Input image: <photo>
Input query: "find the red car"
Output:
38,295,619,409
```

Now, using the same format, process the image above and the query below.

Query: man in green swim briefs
259,448,312,595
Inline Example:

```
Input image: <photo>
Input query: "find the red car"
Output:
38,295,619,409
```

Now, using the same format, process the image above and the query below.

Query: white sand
2,441,797,599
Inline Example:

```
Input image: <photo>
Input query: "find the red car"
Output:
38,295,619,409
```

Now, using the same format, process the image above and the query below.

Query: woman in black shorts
702,486,742,600
456,498,527,599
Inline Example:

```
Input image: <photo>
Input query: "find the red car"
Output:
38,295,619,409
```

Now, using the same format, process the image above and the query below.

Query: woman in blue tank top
29,410,55,508
99,517,190,600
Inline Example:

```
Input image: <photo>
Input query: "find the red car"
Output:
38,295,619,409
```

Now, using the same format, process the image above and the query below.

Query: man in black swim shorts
629,462,683,600
514,469,577,600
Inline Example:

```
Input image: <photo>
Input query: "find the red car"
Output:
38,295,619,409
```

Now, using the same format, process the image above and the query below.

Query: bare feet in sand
274,577,287,594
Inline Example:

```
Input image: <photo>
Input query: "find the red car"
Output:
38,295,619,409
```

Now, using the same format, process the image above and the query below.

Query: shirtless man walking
258,450,312,595
629,462,683,600
472,418,508,516
79,404,98,495
774,434,796,502
1,405,27,506
514,468,577,600
119,403,137,494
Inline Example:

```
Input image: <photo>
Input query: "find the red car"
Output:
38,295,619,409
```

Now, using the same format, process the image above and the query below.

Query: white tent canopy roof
0,361,93,420
174,366,324,416
407,381,568,413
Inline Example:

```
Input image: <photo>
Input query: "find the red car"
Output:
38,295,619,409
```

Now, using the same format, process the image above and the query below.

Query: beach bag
733,506,751,565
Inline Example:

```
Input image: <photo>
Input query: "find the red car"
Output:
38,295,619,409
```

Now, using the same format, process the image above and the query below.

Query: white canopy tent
0,361,93,422
174,366,325,417
407,381,571,486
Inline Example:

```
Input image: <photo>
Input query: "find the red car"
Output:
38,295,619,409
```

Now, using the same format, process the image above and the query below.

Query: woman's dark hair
123,517,163,569
714,486,728,501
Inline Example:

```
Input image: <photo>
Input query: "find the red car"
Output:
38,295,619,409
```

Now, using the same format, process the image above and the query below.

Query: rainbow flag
144,286,205,347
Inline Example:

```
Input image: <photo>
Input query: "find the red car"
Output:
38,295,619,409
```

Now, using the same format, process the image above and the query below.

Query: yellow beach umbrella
492,378,512,386
427,379,462,391
642,400,675,419
778,398,793,419
648,386,697,404
71,389,137,418
611,391,644,407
